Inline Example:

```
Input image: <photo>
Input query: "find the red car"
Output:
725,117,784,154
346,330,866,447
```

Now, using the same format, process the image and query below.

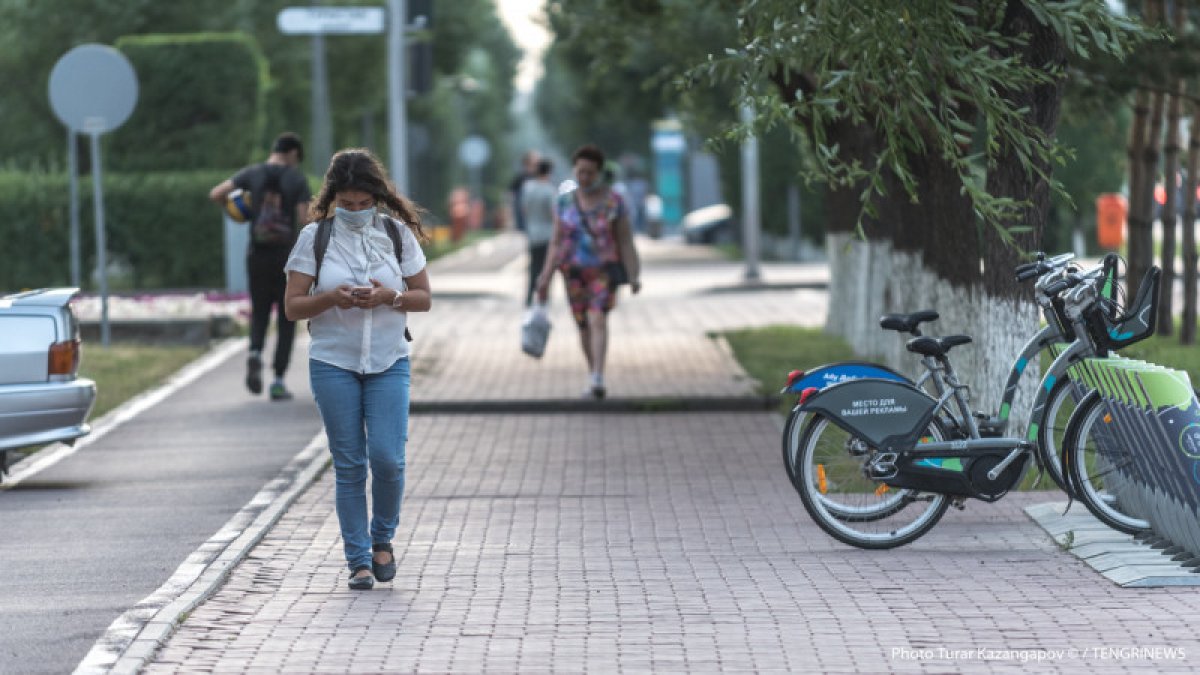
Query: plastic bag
521,302,552,358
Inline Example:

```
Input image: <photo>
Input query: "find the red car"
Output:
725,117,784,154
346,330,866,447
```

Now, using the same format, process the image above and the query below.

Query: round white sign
458,135,491,169
48,44,138,134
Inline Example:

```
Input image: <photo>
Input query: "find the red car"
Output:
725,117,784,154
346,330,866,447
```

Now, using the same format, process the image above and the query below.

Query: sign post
48,44,138,347
279,4,426,194
458,134,491,203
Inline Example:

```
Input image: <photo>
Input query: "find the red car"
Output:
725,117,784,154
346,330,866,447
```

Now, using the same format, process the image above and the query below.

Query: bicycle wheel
794,413,950,548
1062,391,1150,534
784,407,910,521
1036,376,1088,491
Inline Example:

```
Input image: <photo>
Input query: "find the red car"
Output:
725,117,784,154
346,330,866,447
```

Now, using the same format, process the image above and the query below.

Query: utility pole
387,0,409,193
740,103,761,282
310,1,332,175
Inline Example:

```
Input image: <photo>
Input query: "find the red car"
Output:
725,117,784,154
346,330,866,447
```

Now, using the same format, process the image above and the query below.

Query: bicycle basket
1086,265,1160,351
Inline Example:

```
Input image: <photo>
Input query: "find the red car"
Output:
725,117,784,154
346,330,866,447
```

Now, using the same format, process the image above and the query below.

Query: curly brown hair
309,148,429,241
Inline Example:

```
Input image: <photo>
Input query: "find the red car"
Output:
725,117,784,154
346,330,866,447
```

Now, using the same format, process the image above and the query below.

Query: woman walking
535,144,641,399
284,148,431,590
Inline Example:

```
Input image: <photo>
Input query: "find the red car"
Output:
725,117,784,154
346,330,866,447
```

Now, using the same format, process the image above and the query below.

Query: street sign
458,135,491,169
277,6,386,35
47,44,139,347
48,44,138,134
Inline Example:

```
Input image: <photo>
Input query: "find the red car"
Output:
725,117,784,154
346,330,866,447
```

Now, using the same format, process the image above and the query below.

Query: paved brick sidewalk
138,238,1200,673
410,233,830,403
147,413,1200,673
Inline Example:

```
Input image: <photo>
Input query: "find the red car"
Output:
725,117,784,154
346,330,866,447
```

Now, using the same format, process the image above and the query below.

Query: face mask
335,206,376,230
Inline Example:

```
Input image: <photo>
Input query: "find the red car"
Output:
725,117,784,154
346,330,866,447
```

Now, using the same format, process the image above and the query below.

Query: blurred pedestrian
208,132,311,400
535,144,641,399
507,149,540,232
521,157,556,305
282,148,432,590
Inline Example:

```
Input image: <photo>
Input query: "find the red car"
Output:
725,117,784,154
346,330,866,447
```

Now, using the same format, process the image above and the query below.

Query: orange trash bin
1096,193,1127,250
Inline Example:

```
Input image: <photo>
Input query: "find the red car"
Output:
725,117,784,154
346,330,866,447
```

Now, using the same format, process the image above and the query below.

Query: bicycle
789,262,1160,548
781,253,1088,503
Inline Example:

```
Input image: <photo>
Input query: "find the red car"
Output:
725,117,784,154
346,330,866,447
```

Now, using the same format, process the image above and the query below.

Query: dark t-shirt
232,162,311,253
509,173,529,232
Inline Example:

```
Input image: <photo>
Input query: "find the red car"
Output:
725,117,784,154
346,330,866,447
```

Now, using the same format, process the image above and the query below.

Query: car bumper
0,378,97,452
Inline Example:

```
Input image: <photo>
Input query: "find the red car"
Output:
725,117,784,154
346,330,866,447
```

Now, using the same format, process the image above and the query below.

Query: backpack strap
312,217,334,289
381,215,414,343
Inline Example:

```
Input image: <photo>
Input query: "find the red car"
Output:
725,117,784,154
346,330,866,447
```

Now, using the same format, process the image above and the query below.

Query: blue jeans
309,357,410,572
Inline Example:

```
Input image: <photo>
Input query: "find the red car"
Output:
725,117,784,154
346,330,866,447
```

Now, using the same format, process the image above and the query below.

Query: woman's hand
330,285,357,309
352,278,393,309
534,273,552,303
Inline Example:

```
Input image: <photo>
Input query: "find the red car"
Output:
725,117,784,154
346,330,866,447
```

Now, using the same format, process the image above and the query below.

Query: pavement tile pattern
142,238,1200,673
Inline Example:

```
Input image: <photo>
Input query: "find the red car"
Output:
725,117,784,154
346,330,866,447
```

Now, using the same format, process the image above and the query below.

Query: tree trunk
1157,1,1185,336
972,0,1066,426
1127,86,1150,262
1183,106,1200,344
1130,0,1166,302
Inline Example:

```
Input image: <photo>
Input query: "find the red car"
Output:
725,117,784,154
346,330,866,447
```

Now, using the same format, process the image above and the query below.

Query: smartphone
351,286,373,296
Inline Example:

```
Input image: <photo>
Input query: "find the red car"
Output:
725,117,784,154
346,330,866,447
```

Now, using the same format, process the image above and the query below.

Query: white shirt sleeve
398,224,427,278
284,223,319,277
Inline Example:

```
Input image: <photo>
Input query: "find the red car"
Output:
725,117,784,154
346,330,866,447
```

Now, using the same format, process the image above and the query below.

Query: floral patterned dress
555,189,626,327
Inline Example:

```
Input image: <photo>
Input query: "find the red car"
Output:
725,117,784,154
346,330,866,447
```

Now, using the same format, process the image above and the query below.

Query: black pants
247,248,295,377
527,242,549,305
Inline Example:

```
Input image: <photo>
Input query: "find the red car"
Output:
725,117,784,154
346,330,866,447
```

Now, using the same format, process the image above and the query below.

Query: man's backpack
250,164,296,247
313,215,413,342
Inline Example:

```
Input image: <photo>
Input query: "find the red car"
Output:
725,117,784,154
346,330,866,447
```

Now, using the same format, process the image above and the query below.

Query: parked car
0,288,96,474
682,203,735,244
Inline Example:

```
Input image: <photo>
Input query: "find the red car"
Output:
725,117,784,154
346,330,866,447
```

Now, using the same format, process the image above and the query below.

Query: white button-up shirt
285,214,426,374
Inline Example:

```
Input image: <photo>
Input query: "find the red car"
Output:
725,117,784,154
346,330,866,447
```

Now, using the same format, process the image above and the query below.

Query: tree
0,0,519,222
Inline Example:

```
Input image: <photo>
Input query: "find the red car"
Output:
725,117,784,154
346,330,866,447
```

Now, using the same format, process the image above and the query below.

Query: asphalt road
0,342,322,675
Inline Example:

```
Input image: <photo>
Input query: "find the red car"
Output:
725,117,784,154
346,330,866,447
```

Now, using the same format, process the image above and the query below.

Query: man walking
521,158,556,305
507,149,540,233
208,132,311,400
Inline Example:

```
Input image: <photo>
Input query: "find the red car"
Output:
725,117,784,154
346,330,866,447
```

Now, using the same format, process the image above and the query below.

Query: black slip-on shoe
246,355,263,395
372,543,397,582
348,566,374,590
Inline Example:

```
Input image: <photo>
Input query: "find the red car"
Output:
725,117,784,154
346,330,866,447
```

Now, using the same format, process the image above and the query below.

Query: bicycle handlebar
1014,252,1075,283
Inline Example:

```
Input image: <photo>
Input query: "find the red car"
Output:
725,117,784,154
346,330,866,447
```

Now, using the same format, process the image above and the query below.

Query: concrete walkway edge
73,432,331,675
1,338,245,489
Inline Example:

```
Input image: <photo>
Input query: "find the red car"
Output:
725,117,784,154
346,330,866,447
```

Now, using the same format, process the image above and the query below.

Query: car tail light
48,339,81,380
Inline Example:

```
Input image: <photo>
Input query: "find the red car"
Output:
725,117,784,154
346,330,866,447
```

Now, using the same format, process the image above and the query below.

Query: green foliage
537,0,740,165
0,169,232,291
720,325,858,416
112,33,268,172
0,0,520,227
81,345,205,420
1046,98,1130,253
691,0,1145,241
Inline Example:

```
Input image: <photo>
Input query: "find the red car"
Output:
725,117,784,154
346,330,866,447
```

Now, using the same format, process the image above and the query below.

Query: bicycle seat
906,334,972,357
879,310,939,333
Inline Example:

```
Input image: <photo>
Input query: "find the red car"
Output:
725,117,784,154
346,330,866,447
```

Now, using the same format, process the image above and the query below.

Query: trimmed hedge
110,33,269,172
1,169,236,291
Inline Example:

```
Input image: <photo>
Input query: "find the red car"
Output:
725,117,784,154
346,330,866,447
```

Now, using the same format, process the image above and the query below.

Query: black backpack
250,164,296,247
312,215,413,342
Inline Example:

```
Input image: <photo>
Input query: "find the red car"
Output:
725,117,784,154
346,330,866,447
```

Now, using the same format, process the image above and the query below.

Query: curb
73,433,331,675
698,281,828,295
2,338,245,490
411,395,780,414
